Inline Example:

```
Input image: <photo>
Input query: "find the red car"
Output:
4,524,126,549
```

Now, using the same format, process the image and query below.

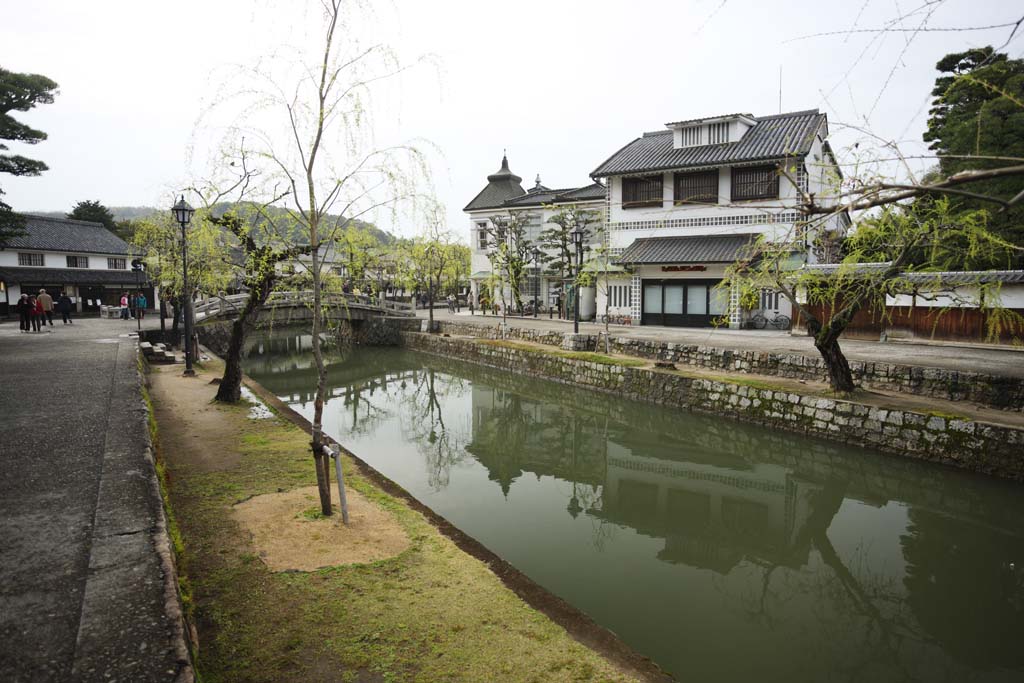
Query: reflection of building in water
598,443,825,573
468,383,831,572
467,384,606,497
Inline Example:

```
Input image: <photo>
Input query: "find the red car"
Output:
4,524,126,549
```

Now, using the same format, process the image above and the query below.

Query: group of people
120,291,148,320
15,289,74,332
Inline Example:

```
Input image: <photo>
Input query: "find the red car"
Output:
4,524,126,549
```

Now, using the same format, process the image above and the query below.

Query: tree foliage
68,199,117,231
923,47,1024,257
0,67,59,246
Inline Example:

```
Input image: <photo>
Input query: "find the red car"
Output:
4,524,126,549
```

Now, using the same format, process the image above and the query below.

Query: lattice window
477,223,488,250
607,211,801,231
674,170,719,205
795,164,809,195
66,255,89,268
731,166,779,201
708,122,729,144
622,175,663,208
107,257,126,270
679,126,702,147
18,253,44,266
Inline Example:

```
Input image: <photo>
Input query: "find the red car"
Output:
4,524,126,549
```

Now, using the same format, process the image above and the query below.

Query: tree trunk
215,276,272,403
812,326,856,393
428,282,434,331
215,317,246,403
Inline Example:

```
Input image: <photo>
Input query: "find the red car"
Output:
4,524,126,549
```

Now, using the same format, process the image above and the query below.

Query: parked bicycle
749,312,791,330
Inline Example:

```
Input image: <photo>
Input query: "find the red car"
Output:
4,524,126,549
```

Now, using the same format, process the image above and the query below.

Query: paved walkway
423,310,1024,378
0,317,190,682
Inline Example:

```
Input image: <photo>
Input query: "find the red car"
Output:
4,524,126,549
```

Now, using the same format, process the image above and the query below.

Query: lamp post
172,196,196,376
531,246,541,318
571,224,584,335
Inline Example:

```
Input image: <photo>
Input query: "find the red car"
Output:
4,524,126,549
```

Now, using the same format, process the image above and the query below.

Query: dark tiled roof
0,266,142,285
555,183,607,202
3,214,130,255
617,234,757,264
464,156,527,211
803,263,1024,284
665,112,754,126
591,110,826,178
494,182,607,208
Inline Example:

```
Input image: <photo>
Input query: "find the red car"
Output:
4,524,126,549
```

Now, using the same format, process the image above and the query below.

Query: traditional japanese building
591,109,847,327
0,214,152,316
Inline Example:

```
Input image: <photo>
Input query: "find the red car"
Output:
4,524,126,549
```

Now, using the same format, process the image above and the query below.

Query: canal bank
145,355,664,682
236,336,1024,682
402,332,1024,481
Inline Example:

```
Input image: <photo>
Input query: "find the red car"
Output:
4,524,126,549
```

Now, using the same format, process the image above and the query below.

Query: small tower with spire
463,152,527,212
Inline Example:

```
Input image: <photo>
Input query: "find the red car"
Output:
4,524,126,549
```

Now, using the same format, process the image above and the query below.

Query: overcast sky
3,0,1022,239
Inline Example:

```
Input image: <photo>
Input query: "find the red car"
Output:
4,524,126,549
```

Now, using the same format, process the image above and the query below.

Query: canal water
242,332,1024,682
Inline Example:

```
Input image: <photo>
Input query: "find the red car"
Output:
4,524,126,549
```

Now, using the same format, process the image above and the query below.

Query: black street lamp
172,195,196,376
531,246,541,318
571,224,584,334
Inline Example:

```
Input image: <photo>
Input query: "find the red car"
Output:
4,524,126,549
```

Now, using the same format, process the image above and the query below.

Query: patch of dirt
232,485,409,571
149,366,242,472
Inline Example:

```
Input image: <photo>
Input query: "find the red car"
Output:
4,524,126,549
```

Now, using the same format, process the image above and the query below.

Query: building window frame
18,253,44,267
477,222,488,250
731,165,779,202
66,255,90,268
107,257,127,270
673,170,719,206
621,174,664,209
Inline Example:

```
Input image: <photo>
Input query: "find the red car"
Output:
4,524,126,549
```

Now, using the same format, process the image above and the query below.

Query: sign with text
661,265,707,272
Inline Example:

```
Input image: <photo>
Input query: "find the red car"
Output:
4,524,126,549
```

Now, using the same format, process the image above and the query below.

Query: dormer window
708,122,729,144
622,175,663,208
668,114,755,149
679,126,702,147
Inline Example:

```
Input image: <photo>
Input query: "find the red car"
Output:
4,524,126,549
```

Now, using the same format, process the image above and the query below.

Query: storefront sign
661,265,707,272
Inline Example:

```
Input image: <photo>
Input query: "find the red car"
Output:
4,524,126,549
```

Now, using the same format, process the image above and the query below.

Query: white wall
888,284,1024,309
0,249,131,270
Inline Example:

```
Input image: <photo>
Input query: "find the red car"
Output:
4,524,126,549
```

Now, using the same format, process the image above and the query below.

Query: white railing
193,290,415,321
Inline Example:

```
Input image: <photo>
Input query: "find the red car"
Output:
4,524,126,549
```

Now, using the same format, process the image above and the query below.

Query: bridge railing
194,290,415,321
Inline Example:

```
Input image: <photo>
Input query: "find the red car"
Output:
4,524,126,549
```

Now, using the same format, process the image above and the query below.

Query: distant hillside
28,205,396,245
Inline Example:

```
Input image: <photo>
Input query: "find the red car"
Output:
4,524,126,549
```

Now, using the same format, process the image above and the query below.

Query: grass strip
150,365,639,683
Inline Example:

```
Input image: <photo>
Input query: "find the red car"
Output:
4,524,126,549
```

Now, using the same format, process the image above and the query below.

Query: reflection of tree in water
397,367,471,490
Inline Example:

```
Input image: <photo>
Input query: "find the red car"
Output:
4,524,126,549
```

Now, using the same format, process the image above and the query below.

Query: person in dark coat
15,294,31,332
56,293,74,324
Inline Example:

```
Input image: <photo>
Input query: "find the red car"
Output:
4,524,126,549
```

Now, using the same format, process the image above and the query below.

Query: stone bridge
194,290,416,325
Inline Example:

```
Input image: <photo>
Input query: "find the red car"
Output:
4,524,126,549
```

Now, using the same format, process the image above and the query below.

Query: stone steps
139,340,182,364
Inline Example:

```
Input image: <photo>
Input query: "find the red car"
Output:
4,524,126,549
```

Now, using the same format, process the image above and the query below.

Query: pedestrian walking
120,292,130,319
135,292,148,321
15,294,32,332
37,289,54,326
57,292,74,324
469,299,475,316
29,295,43,332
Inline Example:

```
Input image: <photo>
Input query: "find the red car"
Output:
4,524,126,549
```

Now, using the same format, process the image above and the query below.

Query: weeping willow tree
726,199,1023,393
197,0,432,518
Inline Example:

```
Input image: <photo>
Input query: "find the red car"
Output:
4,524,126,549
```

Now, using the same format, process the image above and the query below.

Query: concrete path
424,310,1024,378
0,317,190,682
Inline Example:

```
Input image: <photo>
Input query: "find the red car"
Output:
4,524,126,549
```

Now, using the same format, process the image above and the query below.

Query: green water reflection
242,332,1024,682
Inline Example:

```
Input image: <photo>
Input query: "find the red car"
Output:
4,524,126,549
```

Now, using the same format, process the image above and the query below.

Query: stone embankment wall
405,332,1024,481
436,321,1024,411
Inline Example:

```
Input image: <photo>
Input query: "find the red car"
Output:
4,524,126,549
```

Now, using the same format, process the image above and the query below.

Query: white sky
3,0,1022,239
